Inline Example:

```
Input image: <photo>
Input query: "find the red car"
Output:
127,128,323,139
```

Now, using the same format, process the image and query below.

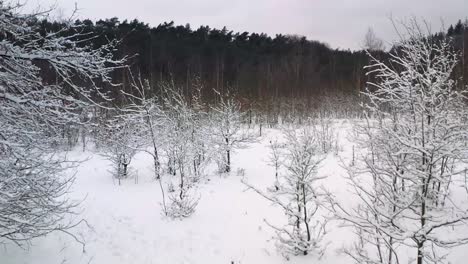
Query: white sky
27,0,467,50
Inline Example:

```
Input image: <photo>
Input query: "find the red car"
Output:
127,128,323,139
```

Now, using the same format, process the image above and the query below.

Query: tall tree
363,27,385,51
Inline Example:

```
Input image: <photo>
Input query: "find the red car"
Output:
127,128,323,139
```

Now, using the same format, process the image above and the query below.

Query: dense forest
37,17,468,117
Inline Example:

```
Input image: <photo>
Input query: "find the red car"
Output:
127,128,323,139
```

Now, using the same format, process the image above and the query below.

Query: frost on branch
121,74,164,180
118,74,169,214
267,138,285,191
97,113,143,185
329,20,468,264
245,128,327,258
158,81,209,218
209,90,256,173
0,2,123,246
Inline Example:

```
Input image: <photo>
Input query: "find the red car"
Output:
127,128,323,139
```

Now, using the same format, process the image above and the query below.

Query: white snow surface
3,121,468,264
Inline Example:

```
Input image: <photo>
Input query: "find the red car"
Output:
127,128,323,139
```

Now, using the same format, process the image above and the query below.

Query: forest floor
3,120,468,264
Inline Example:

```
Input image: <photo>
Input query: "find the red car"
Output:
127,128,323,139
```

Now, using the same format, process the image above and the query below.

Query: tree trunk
123,163,128,178
154,150,160,179
225,137,230,172
417,240,424,264
302,183,310,256
226,149,231,172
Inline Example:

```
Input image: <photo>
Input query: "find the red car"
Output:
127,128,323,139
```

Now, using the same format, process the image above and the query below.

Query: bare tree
330,20,468,264
0,3,122,246
98,114,143,185
312,116,336,154
159,81,209,218
268,139,284,191
363,27,385,51
122,74,163,180
244,128,327,257
117,74,170,214
210,91,255,173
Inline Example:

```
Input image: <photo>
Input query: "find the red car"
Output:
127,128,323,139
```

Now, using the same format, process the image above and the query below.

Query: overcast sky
28,0,467,50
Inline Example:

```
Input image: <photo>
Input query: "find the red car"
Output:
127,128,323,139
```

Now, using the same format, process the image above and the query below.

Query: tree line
1,16,451,121
32,17,467,116
36,18,369,105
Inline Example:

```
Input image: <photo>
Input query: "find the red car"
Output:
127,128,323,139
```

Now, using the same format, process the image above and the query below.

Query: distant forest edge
38,17,468,116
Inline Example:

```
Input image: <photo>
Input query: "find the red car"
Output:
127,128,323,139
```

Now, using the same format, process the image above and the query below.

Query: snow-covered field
3,121,468,264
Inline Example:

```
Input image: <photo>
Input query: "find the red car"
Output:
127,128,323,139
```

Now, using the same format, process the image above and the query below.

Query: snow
2,122,468,264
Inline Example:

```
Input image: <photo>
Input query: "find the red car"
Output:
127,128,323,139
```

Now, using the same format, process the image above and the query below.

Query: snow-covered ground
3,121,468,264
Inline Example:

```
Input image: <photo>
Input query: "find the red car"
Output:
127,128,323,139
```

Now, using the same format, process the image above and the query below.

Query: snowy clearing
3,122,468,264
